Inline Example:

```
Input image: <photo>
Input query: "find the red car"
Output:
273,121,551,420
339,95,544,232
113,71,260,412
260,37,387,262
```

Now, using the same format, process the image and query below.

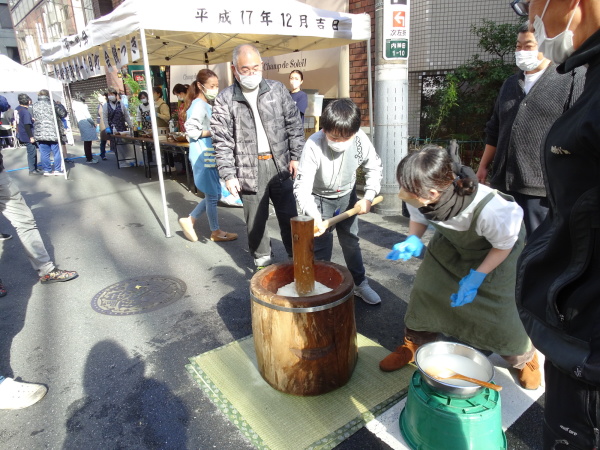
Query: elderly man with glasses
511,0,600,448
211,44,305,270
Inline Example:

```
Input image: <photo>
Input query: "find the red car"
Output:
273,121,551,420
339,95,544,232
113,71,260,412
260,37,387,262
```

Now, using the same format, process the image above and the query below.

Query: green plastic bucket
400,371,506,450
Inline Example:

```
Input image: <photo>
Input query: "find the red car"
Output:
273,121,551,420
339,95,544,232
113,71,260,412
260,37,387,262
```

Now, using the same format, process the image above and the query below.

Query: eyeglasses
510,0,529,17
236,64,263,76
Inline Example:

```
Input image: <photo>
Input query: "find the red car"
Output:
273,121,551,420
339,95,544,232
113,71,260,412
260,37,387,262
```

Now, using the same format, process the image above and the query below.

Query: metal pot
414,341,495,398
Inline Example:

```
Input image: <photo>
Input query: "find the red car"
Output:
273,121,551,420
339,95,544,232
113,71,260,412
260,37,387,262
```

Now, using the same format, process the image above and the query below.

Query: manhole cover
92,276,187,316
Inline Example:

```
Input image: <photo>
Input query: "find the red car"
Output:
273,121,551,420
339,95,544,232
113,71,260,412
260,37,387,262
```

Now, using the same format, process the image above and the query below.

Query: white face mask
204,88,219,101
515,50,542,71
141,98,148,105
532,0,580,65
235,68,262,90
327,138,353,153
290,80,302,90
108,95,117,102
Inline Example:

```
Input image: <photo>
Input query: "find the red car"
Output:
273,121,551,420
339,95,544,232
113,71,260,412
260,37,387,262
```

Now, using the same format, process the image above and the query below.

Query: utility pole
373,0,410,215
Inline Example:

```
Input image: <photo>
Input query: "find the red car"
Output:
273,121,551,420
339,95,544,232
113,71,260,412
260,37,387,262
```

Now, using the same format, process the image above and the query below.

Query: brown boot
379,338,420,372
518,352,541,390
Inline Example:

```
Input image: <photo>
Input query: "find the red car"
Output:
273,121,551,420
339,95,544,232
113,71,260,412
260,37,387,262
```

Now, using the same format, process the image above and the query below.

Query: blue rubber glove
386,235,424,261
105,127,112,134
450,269,487,307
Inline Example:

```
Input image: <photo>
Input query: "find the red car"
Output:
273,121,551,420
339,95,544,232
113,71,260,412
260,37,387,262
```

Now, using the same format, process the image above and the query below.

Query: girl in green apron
380,145,540,390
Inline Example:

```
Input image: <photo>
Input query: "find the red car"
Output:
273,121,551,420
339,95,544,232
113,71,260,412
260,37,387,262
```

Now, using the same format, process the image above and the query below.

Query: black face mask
418,165,479,222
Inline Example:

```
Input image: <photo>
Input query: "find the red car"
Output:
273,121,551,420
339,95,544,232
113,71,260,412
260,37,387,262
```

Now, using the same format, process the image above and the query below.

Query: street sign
383,0,410,60
386,40,409,59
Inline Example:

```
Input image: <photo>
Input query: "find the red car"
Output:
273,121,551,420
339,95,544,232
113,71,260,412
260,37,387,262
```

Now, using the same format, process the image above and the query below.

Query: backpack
0,95,9,113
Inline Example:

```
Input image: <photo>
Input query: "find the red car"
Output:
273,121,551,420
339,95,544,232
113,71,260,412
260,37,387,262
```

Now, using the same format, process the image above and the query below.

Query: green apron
404,192,531,355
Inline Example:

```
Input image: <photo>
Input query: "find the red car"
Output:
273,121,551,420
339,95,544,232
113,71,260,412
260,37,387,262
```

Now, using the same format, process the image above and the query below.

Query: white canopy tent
0,54,64,107
41,0,373,237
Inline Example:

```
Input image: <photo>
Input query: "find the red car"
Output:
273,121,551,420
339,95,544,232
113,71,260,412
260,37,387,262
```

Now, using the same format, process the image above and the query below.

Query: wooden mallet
314,196,383,234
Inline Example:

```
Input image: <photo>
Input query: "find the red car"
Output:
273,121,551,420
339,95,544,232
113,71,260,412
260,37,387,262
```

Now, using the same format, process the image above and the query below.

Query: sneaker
178,217,198,242
29,169,43,176
101,156,107,161
0,233,12,241
0,279,6,297
379,338,421,372
39,268,78,284
0,378,47,409
354,279,381,305
86,159,99,164
43,172,53,177
518,352,541,390
53,171,64,176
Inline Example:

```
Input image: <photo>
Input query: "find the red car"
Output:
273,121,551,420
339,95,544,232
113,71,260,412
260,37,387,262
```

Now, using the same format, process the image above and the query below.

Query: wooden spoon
425,367,502,392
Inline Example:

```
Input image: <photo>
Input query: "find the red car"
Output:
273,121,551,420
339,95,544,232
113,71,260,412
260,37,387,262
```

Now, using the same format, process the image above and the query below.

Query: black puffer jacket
516,29,600,385
211,79,305,193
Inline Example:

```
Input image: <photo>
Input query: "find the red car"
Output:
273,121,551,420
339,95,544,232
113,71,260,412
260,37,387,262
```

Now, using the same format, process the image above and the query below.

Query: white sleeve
293,140,322,221
359,132,382,202
184,104,205,141
406,204,429,225
476,195,523,249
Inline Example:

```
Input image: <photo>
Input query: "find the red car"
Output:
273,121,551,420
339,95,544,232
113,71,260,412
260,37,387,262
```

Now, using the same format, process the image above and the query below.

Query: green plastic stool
400,371,506,449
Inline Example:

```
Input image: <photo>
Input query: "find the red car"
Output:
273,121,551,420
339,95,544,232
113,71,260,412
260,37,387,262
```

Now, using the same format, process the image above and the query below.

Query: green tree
423,19,524,142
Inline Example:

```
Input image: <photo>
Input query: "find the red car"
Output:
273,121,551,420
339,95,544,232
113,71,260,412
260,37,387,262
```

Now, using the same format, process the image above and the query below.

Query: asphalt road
0,140,543,449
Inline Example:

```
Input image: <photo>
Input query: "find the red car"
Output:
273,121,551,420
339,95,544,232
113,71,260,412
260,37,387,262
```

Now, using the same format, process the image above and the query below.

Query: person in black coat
512,0,600,448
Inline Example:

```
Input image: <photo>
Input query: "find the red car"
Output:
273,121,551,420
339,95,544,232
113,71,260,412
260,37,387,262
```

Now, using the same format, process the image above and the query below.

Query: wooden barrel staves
250,261,358,396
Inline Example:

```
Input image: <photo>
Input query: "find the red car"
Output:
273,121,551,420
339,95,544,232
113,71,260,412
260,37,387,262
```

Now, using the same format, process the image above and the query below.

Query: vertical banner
85,53,95,76
93,51,101,73
67,61,74,82
103,47,115,72
72,58,81,81
111,43,122,69
130,34,140,62
119,39,129,66
61,62,69,82
75,56,89,80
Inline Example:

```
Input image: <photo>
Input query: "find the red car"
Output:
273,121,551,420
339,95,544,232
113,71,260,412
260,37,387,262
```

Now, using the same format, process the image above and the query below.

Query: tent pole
42,63,67,179
139,28,172,238
366,37,374,140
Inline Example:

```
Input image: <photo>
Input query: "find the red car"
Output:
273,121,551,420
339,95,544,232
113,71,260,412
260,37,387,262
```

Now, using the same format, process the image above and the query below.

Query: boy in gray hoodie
293,99,382,304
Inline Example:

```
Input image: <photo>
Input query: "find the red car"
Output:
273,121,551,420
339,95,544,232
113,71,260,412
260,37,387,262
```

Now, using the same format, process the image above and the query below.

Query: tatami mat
186,334,414,450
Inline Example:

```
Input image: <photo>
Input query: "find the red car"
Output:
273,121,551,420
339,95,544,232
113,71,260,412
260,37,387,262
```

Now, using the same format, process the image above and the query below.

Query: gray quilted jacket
210,79,305,193
31,96,67,142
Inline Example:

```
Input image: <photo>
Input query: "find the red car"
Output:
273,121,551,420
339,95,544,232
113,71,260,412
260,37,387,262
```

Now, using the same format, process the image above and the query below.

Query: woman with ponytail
380,144,541,390
178,69,237,243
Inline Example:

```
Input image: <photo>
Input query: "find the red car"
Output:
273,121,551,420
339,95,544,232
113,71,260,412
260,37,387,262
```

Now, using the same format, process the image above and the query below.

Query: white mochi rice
277,281,332,297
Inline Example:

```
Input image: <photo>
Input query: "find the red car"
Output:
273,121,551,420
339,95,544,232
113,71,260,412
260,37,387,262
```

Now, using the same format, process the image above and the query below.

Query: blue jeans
313,188,365,286
190,193,221,231
20,141,38,172
99,139,107,158
38,141,61,173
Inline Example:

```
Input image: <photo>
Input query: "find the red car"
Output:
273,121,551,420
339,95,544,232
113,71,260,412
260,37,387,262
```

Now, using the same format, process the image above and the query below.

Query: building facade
0,0,19,62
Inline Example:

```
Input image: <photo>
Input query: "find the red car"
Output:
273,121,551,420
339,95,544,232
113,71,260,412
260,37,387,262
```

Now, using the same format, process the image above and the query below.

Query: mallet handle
316,196,383,233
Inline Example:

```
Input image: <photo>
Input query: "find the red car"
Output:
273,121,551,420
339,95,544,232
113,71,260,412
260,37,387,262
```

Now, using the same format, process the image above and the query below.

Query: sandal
210,232,238,242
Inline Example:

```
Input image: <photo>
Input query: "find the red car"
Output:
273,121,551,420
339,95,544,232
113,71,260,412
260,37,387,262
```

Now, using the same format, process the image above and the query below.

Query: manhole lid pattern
92,276,187,316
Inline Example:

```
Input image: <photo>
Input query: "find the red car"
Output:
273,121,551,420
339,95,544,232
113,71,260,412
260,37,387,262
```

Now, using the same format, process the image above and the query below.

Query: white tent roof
41,0,371,66
0,55,64,107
